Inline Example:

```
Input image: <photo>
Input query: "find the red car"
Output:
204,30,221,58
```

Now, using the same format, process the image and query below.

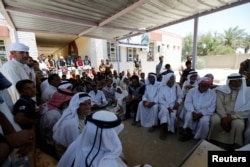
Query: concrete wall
197,54,250,69
54,46,68,60
17,31,38,60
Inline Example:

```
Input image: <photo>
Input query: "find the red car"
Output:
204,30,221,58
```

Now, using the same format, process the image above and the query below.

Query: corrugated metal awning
0,0,249,53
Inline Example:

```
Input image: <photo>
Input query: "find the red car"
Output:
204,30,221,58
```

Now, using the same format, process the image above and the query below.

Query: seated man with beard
52,92,91,158
208,73,250,150
39,88,73,156
179,77,216,142
136,73,160,130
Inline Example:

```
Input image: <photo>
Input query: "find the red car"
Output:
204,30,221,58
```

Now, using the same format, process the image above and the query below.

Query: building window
167,44,170,49
107,42,120,62
127,47,136,62
147,43,154,61
0,40,6,57
0,40,7,65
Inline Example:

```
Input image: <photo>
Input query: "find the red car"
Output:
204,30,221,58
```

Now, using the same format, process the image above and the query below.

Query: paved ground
119,68,240,167
119,119,199,167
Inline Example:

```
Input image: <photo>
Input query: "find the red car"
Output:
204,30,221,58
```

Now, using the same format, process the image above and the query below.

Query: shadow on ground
119,119,199,167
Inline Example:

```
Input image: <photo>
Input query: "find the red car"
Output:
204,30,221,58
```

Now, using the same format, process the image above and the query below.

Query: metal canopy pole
192,16,199,70
116,42,120,74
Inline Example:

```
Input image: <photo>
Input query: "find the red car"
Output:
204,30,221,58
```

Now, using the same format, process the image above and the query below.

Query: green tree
197,32,222,56
221,26,247,49
182,27,249,57
181,34,193,60
198,31,235,55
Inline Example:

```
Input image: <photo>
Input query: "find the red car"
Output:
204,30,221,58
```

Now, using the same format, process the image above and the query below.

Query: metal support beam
117,32,143,41
17,28,78,36
192,17,198,70
0,0,15,30
146,0,250,33
104,25,146,33
5,5,146,36
79,0,150,36
98,0,150,27
78,27,98,37
5,6,97,27
116,42,121,74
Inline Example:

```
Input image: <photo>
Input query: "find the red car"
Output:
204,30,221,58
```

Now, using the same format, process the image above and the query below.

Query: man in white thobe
208,73,250,149
179,77,216,142
23,56,36,85
178,70,199,122
0,42,29,103
136,73,160,129
53,92,92,158
88,83,108,110
0,72,21,131
158,73,182,140
57,110,127,167
41,74,61,103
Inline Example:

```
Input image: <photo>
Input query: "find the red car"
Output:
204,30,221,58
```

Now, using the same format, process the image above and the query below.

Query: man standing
105,59,113,76
23,56,36,85
158,73,182,140
0,42,30,103
156,56,164,75
208,73,250,149
239,58,250,86
134,54,141,75
179,55,192,77
179,77,216,142
161,64,174,76
179,60,193,87
99,59,106,76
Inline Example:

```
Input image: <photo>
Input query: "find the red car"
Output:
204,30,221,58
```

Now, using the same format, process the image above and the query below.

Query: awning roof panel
0,0,248,53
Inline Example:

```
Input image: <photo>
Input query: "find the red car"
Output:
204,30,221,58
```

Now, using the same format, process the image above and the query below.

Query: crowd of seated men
1,42,250,167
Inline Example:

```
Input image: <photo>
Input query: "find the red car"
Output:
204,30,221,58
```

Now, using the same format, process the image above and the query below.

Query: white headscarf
53,92,91,147
186,70,199,84
58,81,73,89
121,76,128,83
160,72,176,87
145,72,160,87
57,110,126,167
216,73,250,112
9,42,29,52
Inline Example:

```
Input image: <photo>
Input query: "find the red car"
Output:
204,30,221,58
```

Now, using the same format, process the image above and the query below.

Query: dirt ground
119,119,199,167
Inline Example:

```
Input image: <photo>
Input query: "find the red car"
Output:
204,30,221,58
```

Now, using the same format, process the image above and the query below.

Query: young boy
13,79,37,129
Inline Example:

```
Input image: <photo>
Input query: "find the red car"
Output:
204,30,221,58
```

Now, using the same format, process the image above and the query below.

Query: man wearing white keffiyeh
57,110,127,167
158,73,183,140
136,73,160,129
53,92,91,158
208,73,250,149
179,77,216,142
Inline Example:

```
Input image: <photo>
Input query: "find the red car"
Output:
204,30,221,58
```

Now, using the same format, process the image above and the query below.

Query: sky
164,3,250,37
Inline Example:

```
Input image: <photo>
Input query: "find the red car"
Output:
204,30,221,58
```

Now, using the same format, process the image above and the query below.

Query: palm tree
221,26,247,49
